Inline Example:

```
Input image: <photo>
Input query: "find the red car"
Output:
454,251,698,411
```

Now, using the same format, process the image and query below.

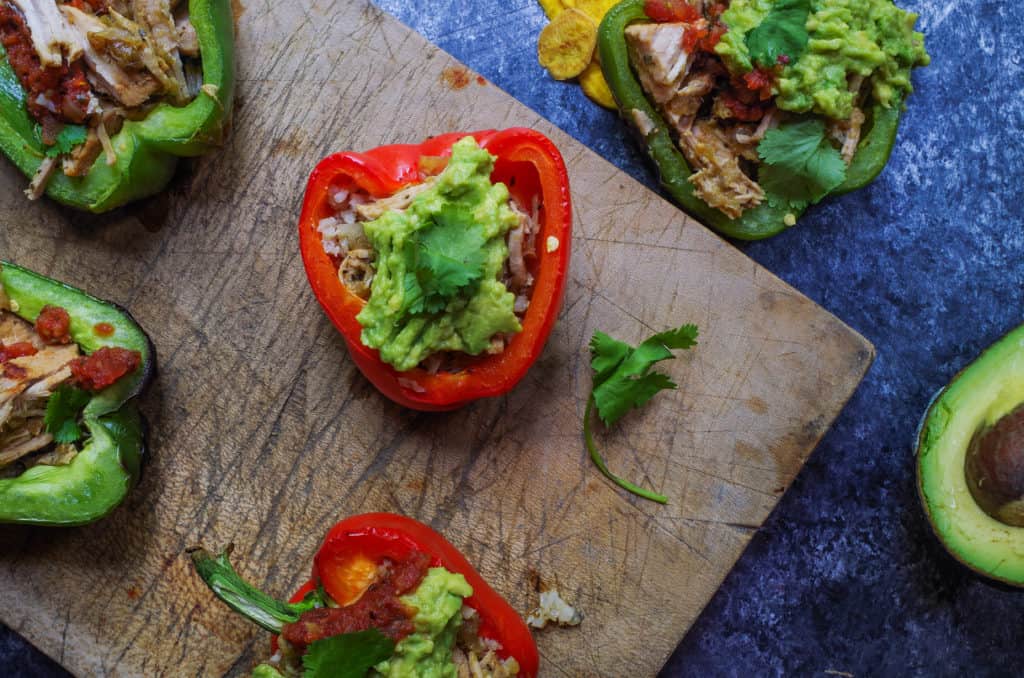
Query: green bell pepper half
0,261,155,525
0,0,235,213
597,0,903,240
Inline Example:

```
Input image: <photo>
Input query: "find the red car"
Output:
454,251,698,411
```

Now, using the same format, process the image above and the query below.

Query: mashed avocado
715,0,929,120
357,137,522,371
374,567,474,678
250,665,285,678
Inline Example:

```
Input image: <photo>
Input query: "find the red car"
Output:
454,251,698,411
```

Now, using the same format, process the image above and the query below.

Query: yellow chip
538,8,598,81
571,0,621,24
537,0,567,19
579,61,616,109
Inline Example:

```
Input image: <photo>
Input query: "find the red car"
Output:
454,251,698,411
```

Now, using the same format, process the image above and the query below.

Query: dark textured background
5,0,1023,675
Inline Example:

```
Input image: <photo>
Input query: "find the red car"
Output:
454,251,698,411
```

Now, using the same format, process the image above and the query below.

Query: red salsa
69,347,142,391
94,322,116,338
281,551,431,649
0,341,38,363
35,305,72,345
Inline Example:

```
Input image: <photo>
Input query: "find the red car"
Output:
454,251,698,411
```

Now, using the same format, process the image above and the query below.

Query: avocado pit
965,403,1024,527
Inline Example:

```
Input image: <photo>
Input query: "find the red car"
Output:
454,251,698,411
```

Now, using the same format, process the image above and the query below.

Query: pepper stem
188,546,306,633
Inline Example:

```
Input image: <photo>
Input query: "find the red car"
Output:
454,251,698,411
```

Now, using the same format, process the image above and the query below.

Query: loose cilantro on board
746,0,811,68
757,119,847,212
302,629,396,678
585,323,699,504
402,205,488,314
44,384,91,444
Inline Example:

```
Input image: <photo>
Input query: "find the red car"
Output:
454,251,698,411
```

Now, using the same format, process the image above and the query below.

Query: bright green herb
302,629,396,678
39,125,89,158
44,384,91,444
745,0,811,68
758,119,847,211
585,323,699,504
403,205,488,314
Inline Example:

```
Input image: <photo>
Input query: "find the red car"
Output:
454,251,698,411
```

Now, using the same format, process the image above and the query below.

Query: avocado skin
916,323,1024,587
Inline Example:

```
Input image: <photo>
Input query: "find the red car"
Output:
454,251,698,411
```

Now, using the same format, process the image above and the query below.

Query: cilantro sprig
402,204,488,315
44,384,91,444
746,0,811,68
757,119,847,212
585,324,699,504
36,124,88,158
302,630,396,678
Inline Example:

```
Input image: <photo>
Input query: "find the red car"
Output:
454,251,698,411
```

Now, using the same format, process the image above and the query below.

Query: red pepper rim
298,128,572,411
282,513,539,677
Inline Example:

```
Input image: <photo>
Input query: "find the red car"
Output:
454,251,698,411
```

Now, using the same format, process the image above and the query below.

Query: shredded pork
679,119,764,218
3,0,203,196
0,311,79,475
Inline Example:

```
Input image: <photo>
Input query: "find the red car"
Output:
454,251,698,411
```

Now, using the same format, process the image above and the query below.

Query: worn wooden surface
0,1,873,676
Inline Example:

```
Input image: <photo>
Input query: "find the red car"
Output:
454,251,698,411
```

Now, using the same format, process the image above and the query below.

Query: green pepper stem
584,397,668,504
188,547,304,633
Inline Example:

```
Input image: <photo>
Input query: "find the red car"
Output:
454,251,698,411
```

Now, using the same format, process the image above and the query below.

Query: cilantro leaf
44,385,91,444
757,119,847,211
585,323,699,504
41,125,88,158
746,0,811,68
302,629,395,678
402,205,488,315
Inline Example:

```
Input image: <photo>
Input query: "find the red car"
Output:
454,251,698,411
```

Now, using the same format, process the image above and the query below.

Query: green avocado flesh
356,137,522,372
917,323,1024,585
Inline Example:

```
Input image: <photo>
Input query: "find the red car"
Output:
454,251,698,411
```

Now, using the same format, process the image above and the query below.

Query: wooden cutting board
0,1,873,675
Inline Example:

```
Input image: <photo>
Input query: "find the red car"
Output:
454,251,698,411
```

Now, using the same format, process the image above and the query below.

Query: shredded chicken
62,6,161,107
9,0,81,67
354,178,438,221
129,0,189,102
338,249,374,300
0,312,80,471
25,156,59,201
625,23,716,133
679,119,765,219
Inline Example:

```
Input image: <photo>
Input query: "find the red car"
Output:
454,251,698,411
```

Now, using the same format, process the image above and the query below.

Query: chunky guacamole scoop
356,137,523,371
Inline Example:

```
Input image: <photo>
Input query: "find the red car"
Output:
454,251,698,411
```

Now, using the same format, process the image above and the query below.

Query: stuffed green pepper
0,261,154,525
598,0,929,239
0,0,234,212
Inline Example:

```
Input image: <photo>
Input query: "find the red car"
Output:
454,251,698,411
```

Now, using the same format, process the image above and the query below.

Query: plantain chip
579,61,616,109
538,0,567,19
537,8,597,81
570,0,622,24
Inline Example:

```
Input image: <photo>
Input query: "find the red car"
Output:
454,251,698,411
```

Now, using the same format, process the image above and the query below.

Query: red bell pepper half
298,128,572,411
190,513,539,677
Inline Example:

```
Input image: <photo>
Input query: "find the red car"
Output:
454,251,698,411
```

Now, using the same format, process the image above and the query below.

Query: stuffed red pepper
191,513,539,678
298,129,571,411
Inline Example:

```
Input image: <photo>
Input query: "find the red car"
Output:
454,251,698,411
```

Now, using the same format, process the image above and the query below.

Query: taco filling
0,301,140,478
625,0,928,219
316,136,539,373
0,0,207,197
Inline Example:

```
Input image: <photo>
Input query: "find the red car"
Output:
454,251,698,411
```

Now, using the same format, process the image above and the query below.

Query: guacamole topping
715,0,930,119
356,137,522,372
374,567,474,678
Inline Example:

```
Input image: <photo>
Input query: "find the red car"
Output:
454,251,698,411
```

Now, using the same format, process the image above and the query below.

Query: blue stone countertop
5,1,1024,676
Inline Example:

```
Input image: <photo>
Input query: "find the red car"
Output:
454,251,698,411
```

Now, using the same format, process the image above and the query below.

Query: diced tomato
719,92,769,121
743,68,775,101
0,342,38,363
2,363,27,380
683,19,727,53
644,0,700,23
36,305,72,345
69,347,141,391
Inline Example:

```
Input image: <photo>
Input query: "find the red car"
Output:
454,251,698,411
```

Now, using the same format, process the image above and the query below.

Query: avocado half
916,323,1024,586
